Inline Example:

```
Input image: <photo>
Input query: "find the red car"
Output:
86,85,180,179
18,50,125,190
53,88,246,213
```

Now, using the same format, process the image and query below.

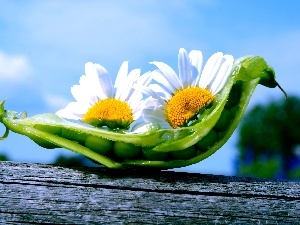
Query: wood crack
1,179,299,201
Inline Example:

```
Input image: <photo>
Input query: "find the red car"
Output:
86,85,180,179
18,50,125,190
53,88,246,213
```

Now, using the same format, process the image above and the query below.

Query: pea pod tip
276,81,288,99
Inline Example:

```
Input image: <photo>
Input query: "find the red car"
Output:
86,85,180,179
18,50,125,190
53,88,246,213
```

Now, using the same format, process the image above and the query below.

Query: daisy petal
142,108,171,129
85,62,107,100
72,76,97,104
95,63,114,98
115,61,129,99
142,86,166,105
210,54,234,94
198,52,223,88
178,48,191,88
189,50,203,86
150,61,181,91
127,91,143,110
119,68,140,101
85,62,101,88
151,70,177,94
130,122,151,133
136,98,159,122
56,102,89,120
148,83,172,100
132,102,145,120
137,71,153,87
71,85,89,103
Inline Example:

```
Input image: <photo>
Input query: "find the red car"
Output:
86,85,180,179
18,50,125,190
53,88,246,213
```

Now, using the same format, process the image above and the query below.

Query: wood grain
0,161,299,224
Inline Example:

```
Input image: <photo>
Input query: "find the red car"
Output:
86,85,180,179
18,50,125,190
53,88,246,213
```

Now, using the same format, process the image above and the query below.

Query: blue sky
0,0,299,175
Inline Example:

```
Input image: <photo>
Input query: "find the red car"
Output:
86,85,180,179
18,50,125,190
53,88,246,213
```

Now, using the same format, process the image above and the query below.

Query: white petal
148,83,172,100
114,61,129,99
130,122,151,133
119,68,140,101
209,54,234,94
142,86,166,105
137,71,153,87
143,96,160,109
71,84,93,105
85,62,101,88
85,62,106,100
189,50,203,86
131,96,155,121
150,61,182,91
76,74,99,104
178,48,191,88
95,63,114,98
198,52,223,88
142,107,171,129
146,118,170,129
151,70,176,94
148,107,166,119
132,105,144,120
127,91,143,111
56,102,89,120
133,99,155,124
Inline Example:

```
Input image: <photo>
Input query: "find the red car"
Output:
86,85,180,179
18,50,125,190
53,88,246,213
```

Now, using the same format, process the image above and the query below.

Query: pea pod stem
276,81,287,99
0,127,9,140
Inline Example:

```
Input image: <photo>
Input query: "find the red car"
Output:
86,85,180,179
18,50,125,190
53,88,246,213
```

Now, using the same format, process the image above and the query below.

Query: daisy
56,61,151,130
142,48,234,129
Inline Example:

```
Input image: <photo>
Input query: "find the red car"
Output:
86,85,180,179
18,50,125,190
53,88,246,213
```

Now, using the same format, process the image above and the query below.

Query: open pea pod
125,56,284,168
0,56,283,169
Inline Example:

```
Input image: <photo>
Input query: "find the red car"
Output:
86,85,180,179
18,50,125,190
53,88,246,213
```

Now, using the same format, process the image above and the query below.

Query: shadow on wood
0,161,299,224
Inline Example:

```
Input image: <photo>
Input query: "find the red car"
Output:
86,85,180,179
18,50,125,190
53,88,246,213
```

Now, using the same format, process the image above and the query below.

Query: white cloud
14,1,208,63
43,93,70,112
0,51,32,81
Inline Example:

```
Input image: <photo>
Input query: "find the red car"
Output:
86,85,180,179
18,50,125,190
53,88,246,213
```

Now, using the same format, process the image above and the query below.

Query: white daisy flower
142,48,234,129
56,61,151,130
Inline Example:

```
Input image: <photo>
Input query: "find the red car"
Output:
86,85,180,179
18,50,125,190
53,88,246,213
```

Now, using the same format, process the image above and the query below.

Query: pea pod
0,56,284,169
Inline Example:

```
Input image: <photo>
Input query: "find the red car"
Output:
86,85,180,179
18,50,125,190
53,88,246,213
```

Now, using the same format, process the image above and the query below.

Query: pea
29,135,58,149
169,145,197,160
61,128,86,144
196,129,219,150
34,124,61,135
142,147,168,161
85,135,113,155
113,141,140,159
225,81,242,109
214,108,233,132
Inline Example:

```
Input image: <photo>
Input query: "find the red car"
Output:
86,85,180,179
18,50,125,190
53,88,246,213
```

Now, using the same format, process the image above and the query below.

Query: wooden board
0,161,299,224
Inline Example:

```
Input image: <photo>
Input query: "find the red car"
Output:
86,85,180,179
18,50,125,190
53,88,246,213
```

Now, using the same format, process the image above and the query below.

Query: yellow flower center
82,98,133,129
166,87,214,128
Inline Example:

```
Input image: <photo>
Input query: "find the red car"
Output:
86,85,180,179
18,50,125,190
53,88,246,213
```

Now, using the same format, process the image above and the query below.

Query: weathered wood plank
0,161,299,224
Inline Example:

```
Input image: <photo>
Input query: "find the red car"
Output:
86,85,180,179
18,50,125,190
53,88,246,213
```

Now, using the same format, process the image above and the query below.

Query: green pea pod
0,56,284,169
